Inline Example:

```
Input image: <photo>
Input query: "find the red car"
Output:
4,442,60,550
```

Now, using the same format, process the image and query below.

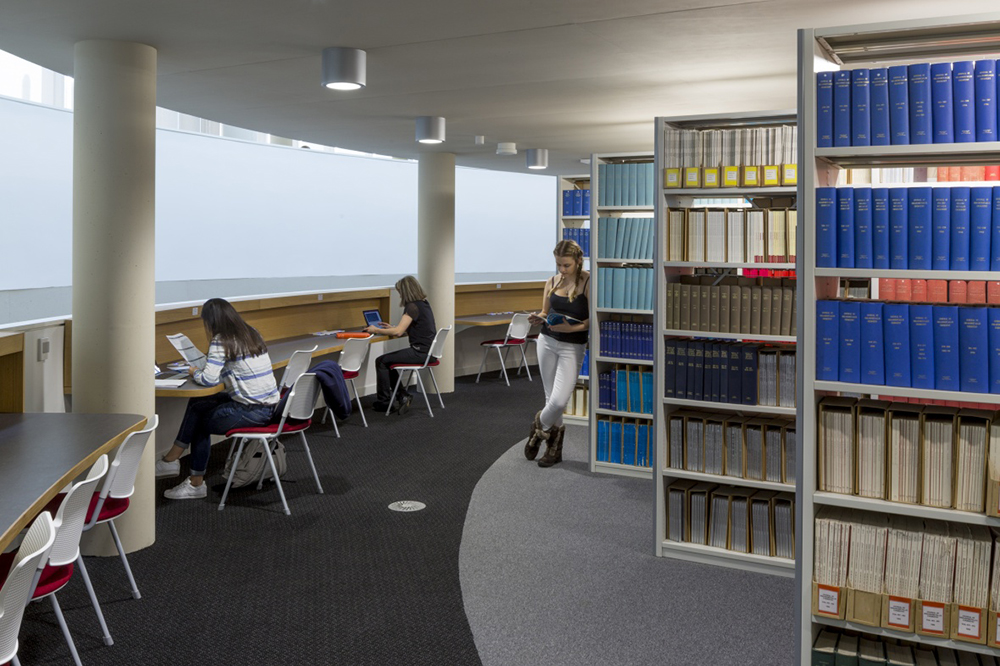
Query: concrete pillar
73,40,157,554
417,153,455,393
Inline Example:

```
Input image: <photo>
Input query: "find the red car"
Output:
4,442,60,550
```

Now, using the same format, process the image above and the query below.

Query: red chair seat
390,359,439,369
342,370,359,380
43,492,131,524
0,551,75,598
226,419,311,437
481,338,525,346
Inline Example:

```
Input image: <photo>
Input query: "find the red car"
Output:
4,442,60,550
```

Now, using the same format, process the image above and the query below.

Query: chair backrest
98,414,159,508
339,336,372,373
427,326,451,363
0,512,55,663
278,345,318,389
506,313,532,341
48,454,108,567
280,373,322,424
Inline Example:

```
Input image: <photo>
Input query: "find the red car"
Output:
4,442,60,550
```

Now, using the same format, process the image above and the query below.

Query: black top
405,300,437,353
542,276,589,345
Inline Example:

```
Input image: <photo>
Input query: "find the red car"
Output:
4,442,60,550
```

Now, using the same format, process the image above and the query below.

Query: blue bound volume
622,422,636,466
931,62,954,143
609,420,622,464
854,188,873,268
870,68,890,146
572,189,583,216
907,187,932,270
817,72,834,147
975,59,997,142
674,341,688,400
596,419,608,462
637,424,649,467
816,187,838,267
909,304,935,389
860,302,885,385
834,70,852,147
970,187,993,271
816,301,840,381
598,164,608,207
837,187,855,268
872,188,890,269
838,300,861,382
953,61,976,142
888,188,908,269
741,346,757,405
888,65,910,145
989,309,1000,394
932,188,952,270
934,306,960,391
950,187,971,270
908,63,932,144
852,68,871,146
883,304,911,387
959,307,989,393
993,186,1000,271
562,190,573,216
582,189,591,216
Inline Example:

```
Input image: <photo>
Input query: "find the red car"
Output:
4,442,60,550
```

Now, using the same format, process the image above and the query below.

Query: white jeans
536,333,587,429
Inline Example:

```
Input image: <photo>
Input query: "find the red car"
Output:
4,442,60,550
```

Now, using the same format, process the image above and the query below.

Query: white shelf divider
662,329,796,343
659,540,795,577
663,468,794,492
663,397,796,415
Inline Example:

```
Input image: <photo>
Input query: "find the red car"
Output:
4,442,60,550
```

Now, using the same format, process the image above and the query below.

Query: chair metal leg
300,431,324,494
330,412,340,438
219,438,247,511
387,373,404,414
426,367,445,409
107,520,141,600
261,438,291,516
497,347,510,385
76,554,113,645
475,347,489,383
415,371,433,417
351,379,367,427
50,594,83,666
519,344,532,381
13,654,21,666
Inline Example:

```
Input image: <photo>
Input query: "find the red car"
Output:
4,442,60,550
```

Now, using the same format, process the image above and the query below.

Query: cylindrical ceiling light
496,142,517,155
415,116,446,144
526,148,548,170
321,47,366,90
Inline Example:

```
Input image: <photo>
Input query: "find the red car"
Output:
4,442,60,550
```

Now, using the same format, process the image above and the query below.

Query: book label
887,596,911,628
723,166,740,187
763,165,780,186
664,168,680,188
957,606,982,640
703,168,719,188
922,602,945,634
816,585,840,616
684,167,701,188
782,164,797,185
742,166,759,187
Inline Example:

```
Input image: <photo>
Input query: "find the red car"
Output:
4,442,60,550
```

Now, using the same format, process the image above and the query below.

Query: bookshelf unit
799,14,1000,664
559,175,592,426
589,151,655,479
653,111,800,579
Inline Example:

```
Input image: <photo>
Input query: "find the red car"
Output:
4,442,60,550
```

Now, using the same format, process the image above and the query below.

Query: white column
417,153,455,393
73,40,157,554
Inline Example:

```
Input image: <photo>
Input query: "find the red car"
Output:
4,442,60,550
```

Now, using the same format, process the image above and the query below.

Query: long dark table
0,413,147,553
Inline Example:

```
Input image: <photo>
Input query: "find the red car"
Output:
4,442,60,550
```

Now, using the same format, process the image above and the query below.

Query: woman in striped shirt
157,298,280,500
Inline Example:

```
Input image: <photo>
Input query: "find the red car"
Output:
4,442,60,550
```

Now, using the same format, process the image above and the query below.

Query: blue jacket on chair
270,360,352,423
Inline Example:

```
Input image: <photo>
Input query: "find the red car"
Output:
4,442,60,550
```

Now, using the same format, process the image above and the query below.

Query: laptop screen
363,309,383,327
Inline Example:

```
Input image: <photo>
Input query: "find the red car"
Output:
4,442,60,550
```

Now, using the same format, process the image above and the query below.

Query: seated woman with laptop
364,275,436,415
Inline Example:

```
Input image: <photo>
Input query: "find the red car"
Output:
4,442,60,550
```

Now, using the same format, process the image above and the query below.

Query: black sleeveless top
404,300,436,353
542,276,589,345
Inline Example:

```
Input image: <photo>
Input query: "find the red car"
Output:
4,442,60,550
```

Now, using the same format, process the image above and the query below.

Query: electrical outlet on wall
37,337,50,362
192,307,198,316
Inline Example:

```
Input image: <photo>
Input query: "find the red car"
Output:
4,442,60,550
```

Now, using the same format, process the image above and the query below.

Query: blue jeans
175,394,275,476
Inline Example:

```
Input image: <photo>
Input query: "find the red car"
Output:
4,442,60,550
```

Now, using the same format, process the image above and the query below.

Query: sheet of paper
166,333,206,369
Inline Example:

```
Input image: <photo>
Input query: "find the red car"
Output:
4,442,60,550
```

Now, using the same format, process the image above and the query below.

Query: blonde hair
550,240,586,303
396,275,428,305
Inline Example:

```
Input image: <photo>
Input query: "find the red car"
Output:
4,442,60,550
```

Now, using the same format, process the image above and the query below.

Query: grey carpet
459,425,796,666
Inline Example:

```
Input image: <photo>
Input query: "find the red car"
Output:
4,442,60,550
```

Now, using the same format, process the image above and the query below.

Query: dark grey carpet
14,374,539,666
460,425,797,666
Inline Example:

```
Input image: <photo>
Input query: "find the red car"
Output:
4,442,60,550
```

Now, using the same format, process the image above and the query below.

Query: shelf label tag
921,601,945,634
957,606,982,640
887,596,911,628
816,584,840,616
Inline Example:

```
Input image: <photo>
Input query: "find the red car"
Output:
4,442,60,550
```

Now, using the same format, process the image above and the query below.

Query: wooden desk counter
454,313,523,327
0,413,146,553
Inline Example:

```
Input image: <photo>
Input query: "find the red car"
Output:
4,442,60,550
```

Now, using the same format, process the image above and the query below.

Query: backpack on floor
223,440,288,488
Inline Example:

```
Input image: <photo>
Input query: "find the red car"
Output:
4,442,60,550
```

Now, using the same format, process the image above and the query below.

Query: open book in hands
545,312,581,327
166,333,207,370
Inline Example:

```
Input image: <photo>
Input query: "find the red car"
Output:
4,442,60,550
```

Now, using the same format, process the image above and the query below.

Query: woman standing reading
526,240,589,467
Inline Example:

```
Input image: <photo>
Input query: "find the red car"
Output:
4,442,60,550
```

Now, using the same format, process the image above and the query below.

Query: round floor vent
388,500,426,512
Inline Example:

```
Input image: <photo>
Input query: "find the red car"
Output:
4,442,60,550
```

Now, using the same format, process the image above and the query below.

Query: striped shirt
193,337,280,406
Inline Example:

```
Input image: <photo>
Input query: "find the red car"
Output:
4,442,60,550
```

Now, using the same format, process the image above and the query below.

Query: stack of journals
812,627,991,665
665,479,794,557
596,217,654,260
665,207,796,263
664,340,797,408
561,227,590,257
596,267,654,310
598,320,653,361
595,417,651,467
817,60,1000,147
667,411,795,485
664,276,796,336
597,162,654,207
818,398,991,512
816,300,1000,394
876,278,1000,305
563,386,588,418
662,125,797,189
596,366,654,414
561,188,591,216
815,185,1000,271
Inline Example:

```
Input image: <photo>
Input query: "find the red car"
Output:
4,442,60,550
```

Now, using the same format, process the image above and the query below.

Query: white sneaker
164,477,207,500
155,458,180,478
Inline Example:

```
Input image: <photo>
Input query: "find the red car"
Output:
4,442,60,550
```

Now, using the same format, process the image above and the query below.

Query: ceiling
2,1,999,175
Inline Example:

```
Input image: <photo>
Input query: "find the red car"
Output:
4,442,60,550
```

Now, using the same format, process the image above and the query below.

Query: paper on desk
154,378,187,388
312,330,345,337
166,333,206,369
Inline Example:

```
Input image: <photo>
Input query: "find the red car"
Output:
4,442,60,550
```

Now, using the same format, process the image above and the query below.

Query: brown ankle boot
524,411,545,460
537,425,565,467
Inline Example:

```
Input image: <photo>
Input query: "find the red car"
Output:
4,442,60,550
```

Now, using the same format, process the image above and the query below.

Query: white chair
333,335,372,428
278,345,318,390
387,326,451,417
0,512,56,666
475,313,532,386
220,372,322,516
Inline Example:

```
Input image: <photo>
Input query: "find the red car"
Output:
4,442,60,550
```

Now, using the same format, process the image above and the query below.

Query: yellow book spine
742,166,760,187
722,166,740,187
703,167,720,188
683,167,701,188
664,168,681,188
782,164,798,186
762,165,780,187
